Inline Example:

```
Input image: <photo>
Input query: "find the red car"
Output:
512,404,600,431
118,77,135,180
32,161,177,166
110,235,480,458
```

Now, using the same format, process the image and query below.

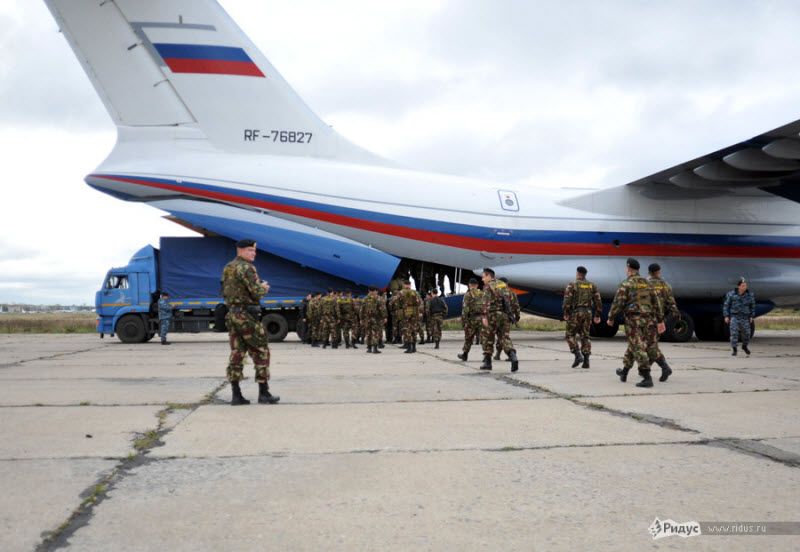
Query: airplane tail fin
44,0,383,163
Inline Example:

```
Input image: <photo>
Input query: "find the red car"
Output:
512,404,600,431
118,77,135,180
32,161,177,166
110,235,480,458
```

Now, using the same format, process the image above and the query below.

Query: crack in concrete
0,345,111,369
35,380,227,551
708,439,800,468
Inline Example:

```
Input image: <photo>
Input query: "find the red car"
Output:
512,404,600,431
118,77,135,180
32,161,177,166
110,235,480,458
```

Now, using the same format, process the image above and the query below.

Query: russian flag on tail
153,43,264,77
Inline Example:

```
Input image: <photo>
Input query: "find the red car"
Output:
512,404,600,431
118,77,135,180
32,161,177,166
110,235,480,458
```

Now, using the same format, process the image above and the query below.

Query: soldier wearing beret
562,266,602,368
221,239,279,405
607,258,665,388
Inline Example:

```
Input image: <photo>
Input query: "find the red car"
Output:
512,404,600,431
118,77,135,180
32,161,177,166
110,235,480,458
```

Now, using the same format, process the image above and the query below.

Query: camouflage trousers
158,318,170,340
393,313,404,341
621,315,657,371
364,318,384,347
462,318,482,353
402,315,420,343
482,311,513,356
565,310,592,354
340,315,355,343
225,311,270,383
429,313,444,341
729,316,751,348
321,315,340,344
310,318,323,342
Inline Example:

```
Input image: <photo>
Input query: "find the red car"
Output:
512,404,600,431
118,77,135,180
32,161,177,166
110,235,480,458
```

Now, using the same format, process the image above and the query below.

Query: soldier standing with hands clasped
607,258,664,388
222,239,279,406
562,266,601,368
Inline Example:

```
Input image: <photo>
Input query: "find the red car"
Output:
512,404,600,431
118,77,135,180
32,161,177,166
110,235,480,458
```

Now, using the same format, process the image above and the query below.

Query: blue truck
95,236,366,343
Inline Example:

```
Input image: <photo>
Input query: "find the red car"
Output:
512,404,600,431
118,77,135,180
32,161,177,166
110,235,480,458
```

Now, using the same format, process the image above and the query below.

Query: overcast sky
3,0,800,304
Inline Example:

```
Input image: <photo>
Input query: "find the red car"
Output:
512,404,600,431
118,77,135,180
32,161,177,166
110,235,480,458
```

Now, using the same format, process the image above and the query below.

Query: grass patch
443,314,565,332
0,312,96,334
133,430,160,451
81,483,108,507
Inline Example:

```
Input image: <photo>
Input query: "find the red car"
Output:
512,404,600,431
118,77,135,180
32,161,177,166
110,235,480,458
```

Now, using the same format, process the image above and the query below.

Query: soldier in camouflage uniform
398,280,423,353
352,294,364,345
321,290,340,348
494,277,521,361
221,239,279,405
390,292,403,344
157,291,172,345
480,268,519,372
362,288,388,353
308,292,322,347
458,278,484,361
723,277,756,356
428,288,448,349
338,291,358,349
607,258,665,388
423,291,433,344
562,266,602,369
647,263,679,380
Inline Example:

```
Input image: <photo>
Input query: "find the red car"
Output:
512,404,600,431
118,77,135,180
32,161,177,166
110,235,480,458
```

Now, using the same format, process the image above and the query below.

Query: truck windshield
105,275,129,290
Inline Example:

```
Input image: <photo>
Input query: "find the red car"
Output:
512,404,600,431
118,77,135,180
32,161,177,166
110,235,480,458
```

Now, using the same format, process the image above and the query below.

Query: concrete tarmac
0,331,799,551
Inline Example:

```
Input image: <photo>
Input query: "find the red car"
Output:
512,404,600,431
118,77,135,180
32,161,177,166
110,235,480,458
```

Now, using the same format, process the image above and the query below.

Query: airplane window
498,190,519,212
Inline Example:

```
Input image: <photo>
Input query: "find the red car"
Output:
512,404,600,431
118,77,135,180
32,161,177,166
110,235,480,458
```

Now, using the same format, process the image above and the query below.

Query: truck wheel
116,314,146,343
263,313,289,342
144,332,156,342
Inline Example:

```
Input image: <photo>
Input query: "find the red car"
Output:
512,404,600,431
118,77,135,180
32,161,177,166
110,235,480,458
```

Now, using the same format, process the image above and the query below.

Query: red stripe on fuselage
163,58,265,77
100,175,800,259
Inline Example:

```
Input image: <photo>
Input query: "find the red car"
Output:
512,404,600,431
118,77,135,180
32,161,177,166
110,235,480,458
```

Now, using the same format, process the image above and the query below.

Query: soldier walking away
362,288,388,353
724,278,756,356
480,268,519,372
647,263,679,381
398,280,423,353
428,289,448,349
458,278,483,361
562,267,602,368
157,291,172,345
607,258,665,388
494,277,521,361
222,239,279,405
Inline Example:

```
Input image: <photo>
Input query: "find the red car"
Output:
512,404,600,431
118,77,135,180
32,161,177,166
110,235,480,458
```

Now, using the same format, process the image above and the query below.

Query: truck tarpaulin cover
159,237,367,298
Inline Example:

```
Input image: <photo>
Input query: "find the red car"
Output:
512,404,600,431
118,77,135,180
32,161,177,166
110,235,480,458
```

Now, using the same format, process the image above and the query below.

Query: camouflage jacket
398,289,423,317
362,294,387,322
608,273,663,322
482,279,512,316
222,257,266,306
508,289,521,322
562,279,602,318
157,298,172,320
338,297,355,319
648,277,680,319
723,290,756,317
461,288,484,320
428,296,448,316
321,295,339,317
307,297,320,321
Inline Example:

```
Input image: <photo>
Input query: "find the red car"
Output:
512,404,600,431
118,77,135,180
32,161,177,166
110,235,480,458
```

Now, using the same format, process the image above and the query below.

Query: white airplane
44,0,800,341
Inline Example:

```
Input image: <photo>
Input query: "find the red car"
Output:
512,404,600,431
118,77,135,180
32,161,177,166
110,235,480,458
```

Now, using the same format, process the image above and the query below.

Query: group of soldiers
220,237,756,405
299,280,451,354
561,258,677,388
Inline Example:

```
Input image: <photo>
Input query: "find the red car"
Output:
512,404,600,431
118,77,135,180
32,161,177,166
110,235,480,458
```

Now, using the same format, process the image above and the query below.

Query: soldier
299,293,311,344
724,277,756,356
390,292,404,344
494,277,521,361
309,292,323,347
562,266,602,368
321,290,340,349
221,239,279,405
647,263,679,380
480,268,519,372
352,293,364,345
428,288,448,349
398,280,423,353
362,288,388,353
423,290,433,344
338,291,358,349
458,278,483,361
607,258,665,388
157,291,172,345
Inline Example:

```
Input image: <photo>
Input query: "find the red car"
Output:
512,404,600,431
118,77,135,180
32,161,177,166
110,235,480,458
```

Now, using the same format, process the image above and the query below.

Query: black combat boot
403,342,413,353
230,381,250,406
332,342,339,349
457,351,468,361
161,338,171,346
732,346,737,356
742,344,751,356
571,350,584,368
480,354,493,371
345,337,351,349
374,345,382,354
378,340,384,349
312,340,320,348
636,369,654,388
351,340,358,349
412,342,417,353
656,358,672,382
323,341,329,349
257,382,280,404
508,349,519,372
434,340,440,349
616,367,630,382
582,353,590,369
419,337,426,345
493,350,501,361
